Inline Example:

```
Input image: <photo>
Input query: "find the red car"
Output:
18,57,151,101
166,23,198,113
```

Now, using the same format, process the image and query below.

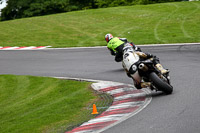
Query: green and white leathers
107,37,124,52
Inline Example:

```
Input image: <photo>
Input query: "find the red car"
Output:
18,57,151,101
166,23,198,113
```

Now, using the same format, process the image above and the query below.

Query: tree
1,0,34,20
0,0,98,21
0,0,71,21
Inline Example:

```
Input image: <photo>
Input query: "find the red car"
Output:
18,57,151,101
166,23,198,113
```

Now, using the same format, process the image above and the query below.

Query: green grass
0,1,199,47
0,75,96,133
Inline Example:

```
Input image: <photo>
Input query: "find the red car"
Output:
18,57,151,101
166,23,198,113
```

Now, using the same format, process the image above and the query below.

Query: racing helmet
105,33,113,42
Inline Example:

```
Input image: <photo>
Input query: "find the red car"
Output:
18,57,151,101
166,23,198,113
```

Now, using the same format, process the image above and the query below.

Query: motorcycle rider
105,33,169,89
105,33,141,62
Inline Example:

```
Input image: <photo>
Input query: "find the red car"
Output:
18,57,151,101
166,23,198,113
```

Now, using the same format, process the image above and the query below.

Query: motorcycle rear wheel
149,72,173,94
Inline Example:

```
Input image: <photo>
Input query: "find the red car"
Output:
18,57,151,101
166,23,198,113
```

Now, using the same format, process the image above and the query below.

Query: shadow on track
145,90,175,99
101,68,125,74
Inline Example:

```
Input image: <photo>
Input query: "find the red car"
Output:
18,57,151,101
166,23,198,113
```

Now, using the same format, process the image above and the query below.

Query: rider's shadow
109,68,125,73
146,90,171,98
101,68,125,74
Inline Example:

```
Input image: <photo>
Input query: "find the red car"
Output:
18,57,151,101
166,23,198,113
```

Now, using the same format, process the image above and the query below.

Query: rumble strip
66,81,152,133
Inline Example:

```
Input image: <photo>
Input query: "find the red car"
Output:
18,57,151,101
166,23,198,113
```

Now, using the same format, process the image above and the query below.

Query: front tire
149,72,173,94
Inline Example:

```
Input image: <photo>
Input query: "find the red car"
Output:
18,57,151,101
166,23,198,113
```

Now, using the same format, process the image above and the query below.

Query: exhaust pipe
139,63,148,71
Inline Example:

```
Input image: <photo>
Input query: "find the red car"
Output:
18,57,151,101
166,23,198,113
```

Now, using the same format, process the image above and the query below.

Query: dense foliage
0,0,182,21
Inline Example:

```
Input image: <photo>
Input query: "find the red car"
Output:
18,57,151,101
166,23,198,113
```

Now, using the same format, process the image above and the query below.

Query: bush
132,0,151,5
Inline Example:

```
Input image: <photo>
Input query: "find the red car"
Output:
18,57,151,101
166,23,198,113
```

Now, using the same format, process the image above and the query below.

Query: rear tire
149,72,173,94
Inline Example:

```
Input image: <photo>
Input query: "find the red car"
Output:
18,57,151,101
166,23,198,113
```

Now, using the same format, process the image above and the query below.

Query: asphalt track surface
0,44,200,133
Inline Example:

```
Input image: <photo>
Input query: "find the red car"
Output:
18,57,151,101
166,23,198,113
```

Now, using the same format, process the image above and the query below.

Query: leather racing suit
107,37,141,62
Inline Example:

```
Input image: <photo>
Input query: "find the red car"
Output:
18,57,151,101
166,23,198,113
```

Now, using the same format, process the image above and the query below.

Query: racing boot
155,64,169,74
140,82,151,88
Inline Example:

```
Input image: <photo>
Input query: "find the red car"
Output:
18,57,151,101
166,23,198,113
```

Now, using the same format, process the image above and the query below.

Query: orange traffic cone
91,104,98,114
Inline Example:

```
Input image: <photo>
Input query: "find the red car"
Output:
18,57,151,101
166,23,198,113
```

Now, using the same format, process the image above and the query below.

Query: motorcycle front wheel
149,72,173,94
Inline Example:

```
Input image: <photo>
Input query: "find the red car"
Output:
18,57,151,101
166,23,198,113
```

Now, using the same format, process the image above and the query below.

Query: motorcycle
122,45,173,94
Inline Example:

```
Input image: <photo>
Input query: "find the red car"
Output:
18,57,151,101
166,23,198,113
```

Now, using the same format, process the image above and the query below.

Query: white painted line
92,82,126,88
106,102,143,111
1,43,199,51
0,46,52,50
55,76,110,83
0,47,19,50
73,130,94,133
139,42,200,47
16,46,36,50
114,92,147,101
46,43,200,50
81,114,128,126
106,89,125,95
49,46,107,50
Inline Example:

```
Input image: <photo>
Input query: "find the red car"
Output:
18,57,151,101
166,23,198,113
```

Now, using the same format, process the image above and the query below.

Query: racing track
0,44,200,133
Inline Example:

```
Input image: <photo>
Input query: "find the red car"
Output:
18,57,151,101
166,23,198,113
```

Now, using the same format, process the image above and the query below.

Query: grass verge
0,75,103,133
0,2,199,47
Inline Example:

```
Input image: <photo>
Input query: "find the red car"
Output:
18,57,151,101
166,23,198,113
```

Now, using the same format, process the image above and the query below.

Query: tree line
0,0,182,21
